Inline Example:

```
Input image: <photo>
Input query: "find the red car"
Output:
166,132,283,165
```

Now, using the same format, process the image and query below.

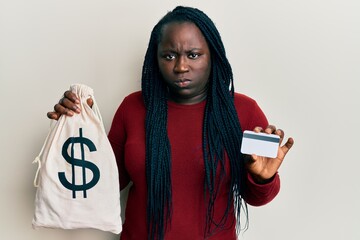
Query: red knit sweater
108,91,280,240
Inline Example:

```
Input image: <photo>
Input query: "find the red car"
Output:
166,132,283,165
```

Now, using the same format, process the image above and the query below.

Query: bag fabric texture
32,84,122,234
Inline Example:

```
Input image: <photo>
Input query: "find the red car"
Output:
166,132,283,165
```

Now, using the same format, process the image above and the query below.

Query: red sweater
108,91,280,240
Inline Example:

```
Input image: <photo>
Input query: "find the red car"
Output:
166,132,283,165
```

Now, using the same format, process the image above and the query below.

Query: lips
175,79,191,87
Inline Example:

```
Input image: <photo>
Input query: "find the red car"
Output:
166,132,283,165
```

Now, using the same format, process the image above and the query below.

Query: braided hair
141,6,247,239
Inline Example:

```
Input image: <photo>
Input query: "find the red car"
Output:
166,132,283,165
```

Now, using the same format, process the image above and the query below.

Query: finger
276,128,285,145
47,111,61,120
64,90,80,104
250,154,258,161
253,126,263,133
265,125,276,134
61,97,81,113
243,154,256,164
281,137,294,155
86,97,94,107
54,103,75,117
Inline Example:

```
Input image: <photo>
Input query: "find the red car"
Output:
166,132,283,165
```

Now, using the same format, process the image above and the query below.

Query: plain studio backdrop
1,0,359,239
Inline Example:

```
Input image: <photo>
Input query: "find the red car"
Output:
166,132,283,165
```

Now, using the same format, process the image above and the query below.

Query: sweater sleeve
108,99,131,190
234,93,281,206
244,172,280,206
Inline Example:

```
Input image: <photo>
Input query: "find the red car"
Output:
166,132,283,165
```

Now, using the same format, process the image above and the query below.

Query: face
157,22,211,104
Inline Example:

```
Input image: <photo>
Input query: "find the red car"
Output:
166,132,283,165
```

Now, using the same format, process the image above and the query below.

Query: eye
164,54,176,60
188,52,200,59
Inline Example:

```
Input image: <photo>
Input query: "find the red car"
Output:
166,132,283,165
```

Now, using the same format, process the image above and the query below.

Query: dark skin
157,22,211,105
47,22,294,183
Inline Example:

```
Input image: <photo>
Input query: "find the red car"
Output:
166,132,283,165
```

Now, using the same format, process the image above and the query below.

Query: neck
168,92,207,105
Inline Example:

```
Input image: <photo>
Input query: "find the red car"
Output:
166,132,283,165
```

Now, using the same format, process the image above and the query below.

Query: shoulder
233,92,268,130
233,92,259,110
122,91,144,105
113,91,145,119
118,91,145,111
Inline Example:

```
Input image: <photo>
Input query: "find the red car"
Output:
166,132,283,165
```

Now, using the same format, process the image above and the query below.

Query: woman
48,6,294,240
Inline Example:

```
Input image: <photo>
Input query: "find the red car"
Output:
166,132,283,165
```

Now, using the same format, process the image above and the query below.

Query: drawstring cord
32,120,55,187
32,156,42,187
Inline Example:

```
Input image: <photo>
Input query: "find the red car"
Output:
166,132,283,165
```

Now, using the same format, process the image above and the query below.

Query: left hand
245,125,294,183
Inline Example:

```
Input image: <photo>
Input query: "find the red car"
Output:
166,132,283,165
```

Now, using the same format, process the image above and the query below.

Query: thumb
87,97,94,108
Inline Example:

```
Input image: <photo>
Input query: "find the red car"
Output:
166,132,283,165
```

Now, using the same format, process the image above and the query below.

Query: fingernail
73,105,81,113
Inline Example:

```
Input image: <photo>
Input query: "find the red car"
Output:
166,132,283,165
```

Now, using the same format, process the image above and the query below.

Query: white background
1,0,359,239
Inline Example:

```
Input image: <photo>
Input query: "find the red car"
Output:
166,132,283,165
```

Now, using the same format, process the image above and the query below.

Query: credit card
240,130,280,158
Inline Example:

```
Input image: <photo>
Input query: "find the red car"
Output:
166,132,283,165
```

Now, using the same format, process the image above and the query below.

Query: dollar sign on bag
58,128,100,198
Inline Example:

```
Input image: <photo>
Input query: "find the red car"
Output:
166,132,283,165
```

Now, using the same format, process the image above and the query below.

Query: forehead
158,22,208,49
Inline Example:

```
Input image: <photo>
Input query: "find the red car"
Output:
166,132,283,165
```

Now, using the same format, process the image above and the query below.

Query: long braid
142,26,172,240
141,6,247,240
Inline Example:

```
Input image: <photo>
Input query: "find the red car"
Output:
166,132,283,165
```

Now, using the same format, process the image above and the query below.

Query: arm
243,172,280,206
108,101,131,190
235,94,294,205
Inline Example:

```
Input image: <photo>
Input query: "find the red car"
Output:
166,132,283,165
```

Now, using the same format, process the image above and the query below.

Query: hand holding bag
32,84,122,234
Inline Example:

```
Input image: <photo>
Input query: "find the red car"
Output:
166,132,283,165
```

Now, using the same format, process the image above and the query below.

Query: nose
173,56,189,73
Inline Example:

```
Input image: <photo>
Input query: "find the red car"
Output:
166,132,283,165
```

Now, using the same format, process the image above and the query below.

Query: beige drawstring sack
32,84,122,234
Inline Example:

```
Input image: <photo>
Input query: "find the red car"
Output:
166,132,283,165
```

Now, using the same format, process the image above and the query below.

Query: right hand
47,90,93,120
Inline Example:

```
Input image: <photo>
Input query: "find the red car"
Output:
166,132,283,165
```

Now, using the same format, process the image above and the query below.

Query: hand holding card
241,130,280,158
242,126,294,183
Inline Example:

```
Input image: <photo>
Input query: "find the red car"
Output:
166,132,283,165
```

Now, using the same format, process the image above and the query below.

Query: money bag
32,84,122,234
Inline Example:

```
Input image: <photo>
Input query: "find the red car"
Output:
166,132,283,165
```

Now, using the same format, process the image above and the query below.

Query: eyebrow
159,48,203,53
